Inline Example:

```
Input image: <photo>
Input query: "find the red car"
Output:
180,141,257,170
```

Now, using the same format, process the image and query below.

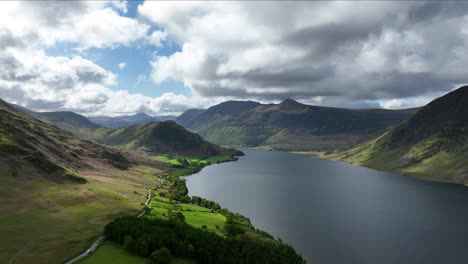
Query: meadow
147,195,226,236
0,164,161,264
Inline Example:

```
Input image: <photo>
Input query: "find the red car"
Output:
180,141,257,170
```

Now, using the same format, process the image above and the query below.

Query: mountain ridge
177,99,418,150
89,113,177,128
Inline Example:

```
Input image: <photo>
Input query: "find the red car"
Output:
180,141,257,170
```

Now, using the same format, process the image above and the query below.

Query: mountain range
176,99,418,150
88,113,176,128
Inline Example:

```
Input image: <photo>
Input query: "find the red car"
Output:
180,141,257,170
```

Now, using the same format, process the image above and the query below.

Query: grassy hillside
178,99,417,150
0,99,130,180
326,86,468,184
91,121,243,157
0,98,170,263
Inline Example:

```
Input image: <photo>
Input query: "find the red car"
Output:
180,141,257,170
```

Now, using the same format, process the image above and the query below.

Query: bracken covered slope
0,98,130,182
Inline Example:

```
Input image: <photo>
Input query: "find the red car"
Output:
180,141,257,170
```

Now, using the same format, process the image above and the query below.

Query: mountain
35,111,101,129
9,103,101,130
175,108,205,125
91,121,243,157
328,86,468,183
177,99,417,150
0,98,130,182
89,113,177,128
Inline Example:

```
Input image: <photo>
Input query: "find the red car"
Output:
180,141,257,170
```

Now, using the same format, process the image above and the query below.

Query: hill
10,103,101,131
0,99,130,182
36,111,101,129
89,113,176,128
177,99,417,150
91,121,243,157
327,86,468,183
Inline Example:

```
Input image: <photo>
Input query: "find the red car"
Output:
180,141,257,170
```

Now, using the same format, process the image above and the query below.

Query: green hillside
327,86,468,184
91,121,243,157
0,99,130,180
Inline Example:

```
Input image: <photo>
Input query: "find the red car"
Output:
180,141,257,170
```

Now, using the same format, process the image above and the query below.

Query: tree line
105,217,306,264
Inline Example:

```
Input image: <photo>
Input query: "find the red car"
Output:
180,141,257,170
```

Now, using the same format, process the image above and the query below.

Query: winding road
64,175,163,263
64,236,105,264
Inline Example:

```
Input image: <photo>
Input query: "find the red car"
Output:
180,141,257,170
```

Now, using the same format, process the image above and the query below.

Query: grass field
155,155,236,167
148,195,226,235
79,243,196,264
80,243,145,264
0,165,161,264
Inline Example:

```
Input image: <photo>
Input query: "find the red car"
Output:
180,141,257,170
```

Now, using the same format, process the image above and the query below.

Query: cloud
118,62,127,70
147,30,168,47
140,1,468,109
0,46,205,116
0,1,205,116
0,1,150,50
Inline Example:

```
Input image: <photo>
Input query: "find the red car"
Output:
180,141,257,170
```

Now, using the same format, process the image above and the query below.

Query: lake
185,149,468,264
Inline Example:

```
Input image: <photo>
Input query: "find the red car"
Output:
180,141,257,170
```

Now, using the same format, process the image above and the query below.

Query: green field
80,243,145,264
148,195,226,235
155,155,236,167
80,243,196,264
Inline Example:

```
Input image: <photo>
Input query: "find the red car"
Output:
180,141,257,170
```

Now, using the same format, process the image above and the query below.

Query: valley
4,2,468,264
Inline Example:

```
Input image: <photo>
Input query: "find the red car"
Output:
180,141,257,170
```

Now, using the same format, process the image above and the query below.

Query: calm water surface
185,149,468,264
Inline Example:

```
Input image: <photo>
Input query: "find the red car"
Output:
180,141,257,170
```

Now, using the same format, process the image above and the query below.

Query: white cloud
0,1,203,116
118,62,127,70
0,1,149,50
139,1,468,108
147,30,168,47
0,45,200,116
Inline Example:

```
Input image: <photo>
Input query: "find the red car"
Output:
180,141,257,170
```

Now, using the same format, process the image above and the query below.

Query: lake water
185,149,468,264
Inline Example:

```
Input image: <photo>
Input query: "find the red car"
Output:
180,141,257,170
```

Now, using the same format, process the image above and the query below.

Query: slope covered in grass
91,121,243,157
0,98,131,181
327,86,468,184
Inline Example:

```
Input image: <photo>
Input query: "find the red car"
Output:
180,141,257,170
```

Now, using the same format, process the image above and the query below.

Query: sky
0,1,467,116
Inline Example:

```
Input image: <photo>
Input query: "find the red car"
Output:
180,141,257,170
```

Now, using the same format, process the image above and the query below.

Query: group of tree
170,177,189,202
190,196,221,211
105,217,306,264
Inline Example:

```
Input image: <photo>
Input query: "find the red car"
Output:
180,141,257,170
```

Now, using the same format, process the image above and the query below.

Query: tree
123,235,136,252
168,210,185,223
137,239,150,257
150,247,172,264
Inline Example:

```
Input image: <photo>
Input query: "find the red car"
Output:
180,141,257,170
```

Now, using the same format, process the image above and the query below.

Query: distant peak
132,113,151,118
280,98,300,105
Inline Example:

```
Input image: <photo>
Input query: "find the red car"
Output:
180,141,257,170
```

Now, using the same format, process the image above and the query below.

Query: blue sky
44,1,189,98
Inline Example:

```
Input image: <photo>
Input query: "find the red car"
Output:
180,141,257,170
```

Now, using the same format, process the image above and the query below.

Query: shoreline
288,149,468,187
